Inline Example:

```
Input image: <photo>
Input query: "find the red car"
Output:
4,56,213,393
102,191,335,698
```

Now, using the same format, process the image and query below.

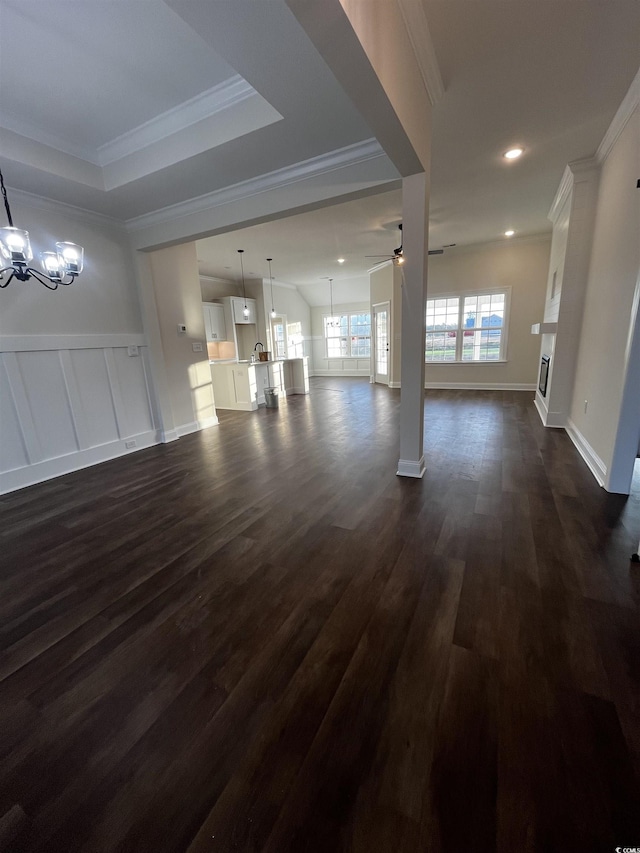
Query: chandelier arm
0,269,16,288
25,267,63,290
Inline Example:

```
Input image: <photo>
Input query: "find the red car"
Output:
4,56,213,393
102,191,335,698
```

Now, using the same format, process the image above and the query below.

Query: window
425,291,507,362
324,313,371,358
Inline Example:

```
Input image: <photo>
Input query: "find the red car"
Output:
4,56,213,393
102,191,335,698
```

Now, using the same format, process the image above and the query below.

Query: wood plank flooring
1,378,639,852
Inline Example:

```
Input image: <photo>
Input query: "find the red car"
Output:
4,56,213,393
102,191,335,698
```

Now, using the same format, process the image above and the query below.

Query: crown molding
596,66,640,165
548,165,574,223
198,274,234,284
396,0,444,106
569,156,599,177
0,112,101,165
126,138,386,232
1,75,258,169
548,156,600,222
97,75,254,166
6,187,125,229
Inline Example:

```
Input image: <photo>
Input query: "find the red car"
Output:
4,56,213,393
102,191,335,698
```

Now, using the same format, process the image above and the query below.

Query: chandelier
0,168,84,290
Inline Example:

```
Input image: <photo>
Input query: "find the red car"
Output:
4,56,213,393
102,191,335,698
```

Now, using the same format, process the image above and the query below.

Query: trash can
264,387,279,409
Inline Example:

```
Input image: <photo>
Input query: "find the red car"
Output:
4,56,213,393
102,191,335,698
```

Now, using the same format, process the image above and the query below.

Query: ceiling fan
365,224,445,264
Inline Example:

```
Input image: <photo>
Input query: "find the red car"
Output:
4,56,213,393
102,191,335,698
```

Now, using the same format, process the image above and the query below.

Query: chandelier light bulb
0,226,32,264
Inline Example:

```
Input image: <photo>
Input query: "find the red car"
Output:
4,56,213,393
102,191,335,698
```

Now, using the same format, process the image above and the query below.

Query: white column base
396,456,426,478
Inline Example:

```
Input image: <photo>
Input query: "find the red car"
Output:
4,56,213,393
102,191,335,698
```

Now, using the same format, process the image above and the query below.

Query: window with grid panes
425,291,507,362
324,313,371,358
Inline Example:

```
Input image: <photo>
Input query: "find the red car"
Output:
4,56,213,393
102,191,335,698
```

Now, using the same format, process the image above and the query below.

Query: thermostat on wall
177,324,186,333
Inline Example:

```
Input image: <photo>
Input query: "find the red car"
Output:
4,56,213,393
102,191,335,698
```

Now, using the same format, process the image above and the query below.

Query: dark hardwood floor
1,378,639,852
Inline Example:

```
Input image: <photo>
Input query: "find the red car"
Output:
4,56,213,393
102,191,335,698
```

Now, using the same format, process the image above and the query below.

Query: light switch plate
192,342,203,352
177,324,187,334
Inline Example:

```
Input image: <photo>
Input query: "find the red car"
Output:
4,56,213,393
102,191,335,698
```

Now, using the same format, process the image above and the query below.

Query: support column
397,172,429,478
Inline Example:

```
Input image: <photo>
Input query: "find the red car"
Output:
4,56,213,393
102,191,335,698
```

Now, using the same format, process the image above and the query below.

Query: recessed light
337,258,345,264
504,230,515,237
504,147,523,160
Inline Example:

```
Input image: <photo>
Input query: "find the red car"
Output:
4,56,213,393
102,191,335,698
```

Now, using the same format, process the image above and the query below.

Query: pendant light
328,277,338,327
237,249,249,318
267,258,276,318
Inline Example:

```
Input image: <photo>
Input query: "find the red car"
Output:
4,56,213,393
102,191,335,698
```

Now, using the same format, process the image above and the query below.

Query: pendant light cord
267,258,274,313
0,169,14,227
329,278,335,325
238,249,247,307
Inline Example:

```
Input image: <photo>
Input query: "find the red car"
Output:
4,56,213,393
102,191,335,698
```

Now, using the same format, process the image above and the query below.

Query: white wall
200,276,240,301
262,281,313,365
569,103,640,492
0,194,156,493
310,300,371,377
148,243,217,436
1,194,142,337
425,238,550,389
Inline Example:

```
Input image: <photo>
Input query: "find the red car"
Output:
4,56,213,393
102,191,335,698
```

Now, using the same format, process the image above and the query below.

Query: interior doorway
270,315,287,360
373,302,390,385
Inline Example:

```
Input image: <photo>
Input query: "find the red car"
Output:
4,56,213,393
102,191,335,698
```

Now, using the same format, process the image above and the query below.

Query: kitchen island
210,357,309,411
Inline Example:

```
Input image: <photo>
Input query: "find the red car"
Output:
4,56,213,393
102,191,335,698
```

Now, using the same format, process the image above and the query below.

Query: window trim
425,286,511,364
323,312,372,359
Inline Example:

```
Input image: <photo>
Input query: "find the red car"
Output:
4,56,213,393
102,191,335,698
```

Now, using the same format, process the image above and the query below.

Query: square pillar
397,172,429,478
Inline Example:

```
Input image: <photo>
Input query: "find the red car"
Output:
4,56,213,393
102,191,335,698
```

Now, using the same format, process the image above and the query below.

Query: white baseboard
534,395,565,427
565,419,607,487
397,456,426,478
176,421,199,438
211,401,257,412
199,415,220,430
424,381,537,391
389,381,401,388
0,430,159,495
176,415,220,437
159,429,179,443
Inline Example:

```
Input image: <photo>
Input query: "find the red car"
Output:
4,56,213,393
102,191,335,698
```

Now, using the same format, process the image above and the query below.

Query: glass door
373,302,390,385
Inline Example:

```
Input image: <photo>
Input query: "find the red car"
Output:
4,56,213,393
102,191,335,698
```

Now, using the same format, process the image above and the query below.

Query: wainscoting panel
9,350,79,462
67,348,120,448
311,358,371,377
0,359,30,472
0,339,157,494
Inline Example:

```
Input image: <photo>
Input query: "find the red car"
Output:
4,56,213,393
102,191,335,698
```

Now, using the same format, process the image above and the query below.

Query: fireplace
539,355,550,397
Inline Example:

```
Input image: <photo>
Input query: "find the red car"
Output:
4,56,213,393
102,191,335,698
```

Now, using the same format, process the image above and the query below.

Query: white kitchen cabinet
202,302,227,342
210,363,258,411
231,297,257,325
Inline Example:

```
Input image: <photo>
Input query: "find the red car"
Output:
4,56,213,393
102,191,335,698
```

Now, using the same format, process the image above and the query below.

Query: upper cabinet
203,302,228,342
231,297,257,325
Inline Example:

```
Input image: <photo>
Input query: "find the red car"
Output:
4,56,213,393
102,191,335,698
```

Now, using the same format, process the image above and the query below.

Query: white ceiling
196,0,640,301
1,0,638,304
